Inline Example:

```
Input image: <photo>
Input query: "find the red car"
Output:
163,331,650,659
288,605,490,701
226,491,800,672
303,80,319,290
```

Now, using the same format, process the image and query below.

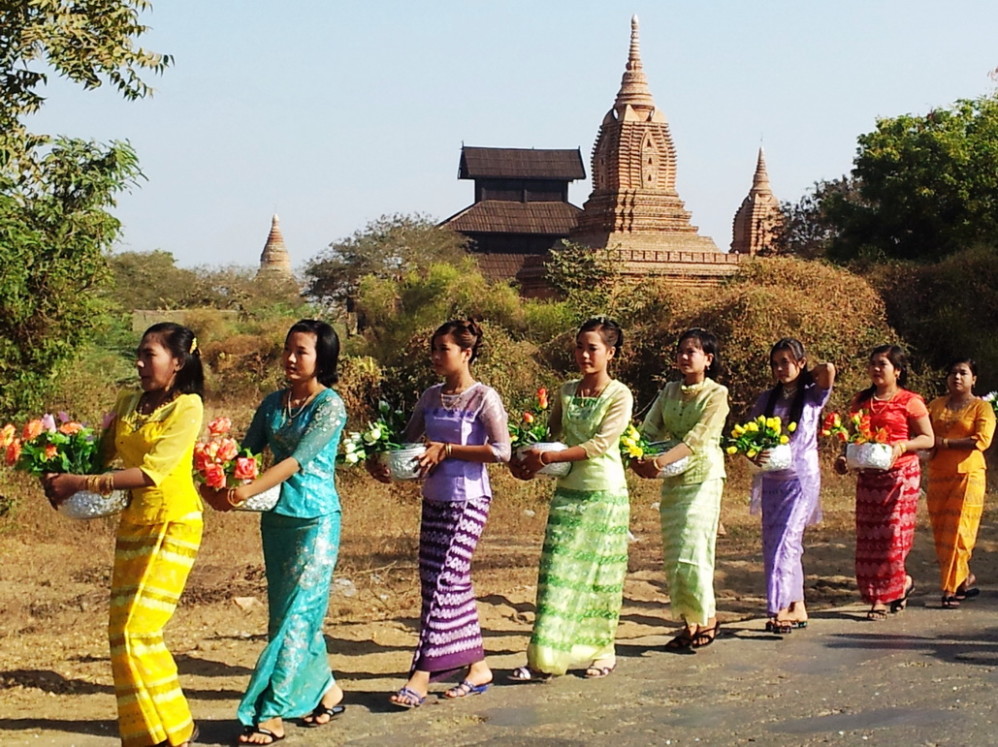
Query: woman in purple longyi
372,319,510,708
749,338,835,634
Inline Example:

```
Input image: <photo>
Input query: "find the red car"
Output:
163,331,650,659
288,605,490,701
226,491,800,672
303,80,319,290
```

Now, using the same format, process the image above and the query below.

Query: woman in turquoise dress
202,320,347,745
632,328,729,650
509,317,633,680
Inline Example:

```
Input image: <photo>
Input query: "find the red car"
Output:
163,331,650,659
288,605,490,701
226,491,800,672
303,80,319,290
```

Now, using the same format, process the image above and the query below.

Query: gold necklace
137,391,174,416
285,390,317,420
576,380,608,398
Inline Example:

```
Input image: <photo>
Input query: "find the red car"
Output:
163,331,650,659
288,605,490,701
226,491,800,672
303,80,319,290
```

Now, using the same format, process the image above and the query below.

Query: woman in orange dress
925,358,996,608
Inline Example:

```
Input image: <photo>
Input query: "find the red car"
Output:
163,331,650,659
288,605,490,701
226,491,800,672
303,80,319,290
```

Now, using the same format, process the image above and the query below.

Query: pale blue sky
28,1,998,270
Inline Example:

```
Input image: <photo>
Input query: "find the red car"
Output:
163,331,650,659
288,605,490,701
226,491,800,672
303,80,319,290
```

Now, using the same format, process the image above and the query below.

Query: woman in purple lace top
748,339,835,634
373,320,510,708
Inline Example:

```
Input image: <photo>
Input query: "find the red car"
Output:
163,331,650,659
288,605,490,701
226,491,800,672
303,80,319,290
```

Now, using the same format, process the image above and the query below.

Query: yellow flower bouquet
620,424,690,477
725,415,795,472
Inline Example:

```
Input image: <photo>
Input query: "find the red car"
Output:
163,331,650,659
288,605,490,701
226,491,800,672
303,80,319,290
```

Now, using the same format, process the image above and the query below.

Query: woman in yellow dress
44,322,204,747
925,358,995,608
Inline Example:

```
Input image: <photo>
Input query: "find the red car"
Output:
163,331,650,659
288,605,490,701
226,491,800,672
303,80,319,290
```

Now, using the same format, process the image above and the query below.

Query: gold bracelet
85,475,99,494
101,473,114,496
900,442,907,454
539,451,549,466
445,442,452,458
942,438,949,449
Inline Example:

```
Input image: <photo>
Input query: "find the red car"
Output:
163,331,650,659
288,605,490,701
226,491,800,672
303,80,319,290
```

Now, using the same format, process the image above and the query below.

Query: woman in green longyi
509,317,633,681
632,328,729,650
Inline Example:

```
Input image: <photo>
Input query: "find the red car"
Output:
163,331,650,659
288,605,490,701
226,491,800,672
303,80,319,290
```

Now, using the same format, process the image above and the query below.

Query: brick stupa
257,214,293,279
570,16,719,255
730,147,784,256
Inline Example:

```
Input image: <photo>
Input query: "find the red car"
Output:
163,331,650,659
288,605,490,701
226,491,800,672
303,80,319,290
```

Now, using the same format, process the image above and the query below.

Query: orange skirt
926,468,985,594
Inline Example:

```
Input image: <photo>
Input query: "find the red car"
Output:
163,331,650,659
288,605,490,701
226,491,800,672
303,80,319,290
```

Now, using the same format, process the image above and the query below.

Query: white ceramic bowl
759,443,793,472
516,442,572,477
235,484,281,512
647,441,691,478
58,490,129,520
846,442,894,471
387,444,427,480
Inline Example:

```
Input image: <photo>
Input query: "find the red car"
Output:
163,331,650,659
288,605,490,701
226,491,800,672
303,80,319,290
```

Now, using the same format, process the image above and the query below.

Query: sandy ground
2,469,997,746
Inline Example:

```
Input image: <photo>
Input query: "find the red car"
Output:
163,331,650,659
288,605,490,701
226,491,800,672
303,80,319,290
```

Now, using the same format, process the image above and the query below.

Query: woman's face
575,330,614,375
868,353,899,388
946,362,976,396
283,331,319,384
771,349,805,386
430,333,471,376
135,334,181,393
676,337,712,378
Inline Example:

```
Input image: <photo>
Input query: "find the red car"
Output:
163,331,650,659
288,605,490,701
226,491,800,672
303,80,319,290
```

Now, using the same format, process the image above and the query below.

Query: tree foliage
108,251,307,322
774,177,860,259
1,0,170,172
303,213,469,312
825,95,998,262
0,0,169,417
0,138,142,415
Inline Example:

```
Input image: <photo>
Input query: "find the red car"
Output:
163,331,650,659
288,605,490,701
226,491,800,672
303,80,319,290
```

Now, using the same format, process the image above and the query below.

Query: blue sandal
445,680,491,698
389,686,426,709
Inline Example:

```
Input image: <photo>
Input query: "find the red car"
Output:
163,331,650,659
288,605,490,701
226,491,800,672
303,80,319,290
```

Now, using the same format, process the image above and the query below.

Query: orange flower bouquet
508,387,569,477
2,412,127,519
821,411,894,470
194,417,277,511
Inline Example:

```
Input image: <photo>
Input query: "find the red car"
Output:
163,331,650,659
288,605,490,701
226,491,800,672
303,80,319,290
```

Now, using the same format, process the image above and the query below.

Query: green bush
869,246,998,395
618,257,902,420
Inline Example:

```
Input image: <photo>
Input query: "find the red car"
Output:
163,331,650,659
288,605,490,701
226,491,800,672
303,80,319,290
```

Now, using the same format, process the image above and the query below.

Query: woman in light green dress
632,328,729,650
509,317,633,680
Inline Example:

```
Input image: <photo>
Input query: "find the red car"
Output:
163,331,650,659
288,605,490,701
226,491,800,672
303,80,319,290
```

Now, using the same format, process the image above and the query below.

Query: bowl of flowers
725,416,795,472
509,388,570,478
619,424,689,477
2,412,128,520
340,400,424,480
194,417,276,511
821,411,893,471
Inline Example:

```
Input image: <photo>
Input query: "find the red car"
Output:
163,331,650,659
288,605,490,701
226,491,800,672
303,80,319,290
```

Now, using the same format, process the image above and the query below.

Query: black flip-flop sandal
890,580,916,613
302,702,345,727
690,622,721,648
236,725,285,745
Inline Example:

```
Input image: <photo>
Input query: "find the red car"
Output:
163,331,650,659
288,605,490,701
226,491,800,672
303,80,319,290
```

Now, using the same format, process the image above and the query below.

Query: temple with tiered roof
443,16,785,294
730,148,784,256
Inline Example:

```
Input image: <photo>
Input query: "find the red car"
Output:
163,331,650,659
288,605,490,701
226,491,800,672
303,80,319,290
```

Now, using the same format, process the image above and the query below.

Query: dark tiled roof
473,253,532,282
459,147,586,180
442,200,582,234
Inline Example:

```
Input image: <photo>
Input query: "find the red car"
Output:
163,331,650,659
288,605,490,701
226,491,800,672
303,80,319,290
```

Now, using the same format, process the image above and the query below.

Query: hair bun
466,318,483,338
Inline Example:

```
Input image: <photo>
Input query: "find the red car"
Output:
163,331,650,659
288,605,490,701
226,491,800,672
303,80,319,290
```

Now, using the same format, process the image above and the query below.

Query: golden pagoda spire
613,15,656,111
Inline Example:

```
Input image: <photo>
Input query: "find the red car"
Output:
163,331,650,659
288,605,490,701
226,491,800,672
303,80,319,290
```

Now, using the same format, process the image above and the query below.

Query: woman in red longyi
835,345,934,621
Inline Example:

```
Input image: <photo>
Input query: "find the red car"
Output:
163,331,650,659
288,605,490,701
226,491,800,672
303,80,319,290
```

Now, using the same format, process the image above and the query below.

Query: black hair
141,322,205,399
578,316,624,357
856,344,909,404
946,357,978,377
432,319,484,362
763,338,814,429
287,319,340,387
676,327,722,379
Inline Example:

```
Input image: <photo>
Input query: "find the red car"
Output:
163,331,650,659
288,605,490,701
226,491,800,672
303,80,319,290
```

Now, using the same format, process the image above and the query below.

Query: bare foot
787,600,808,624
